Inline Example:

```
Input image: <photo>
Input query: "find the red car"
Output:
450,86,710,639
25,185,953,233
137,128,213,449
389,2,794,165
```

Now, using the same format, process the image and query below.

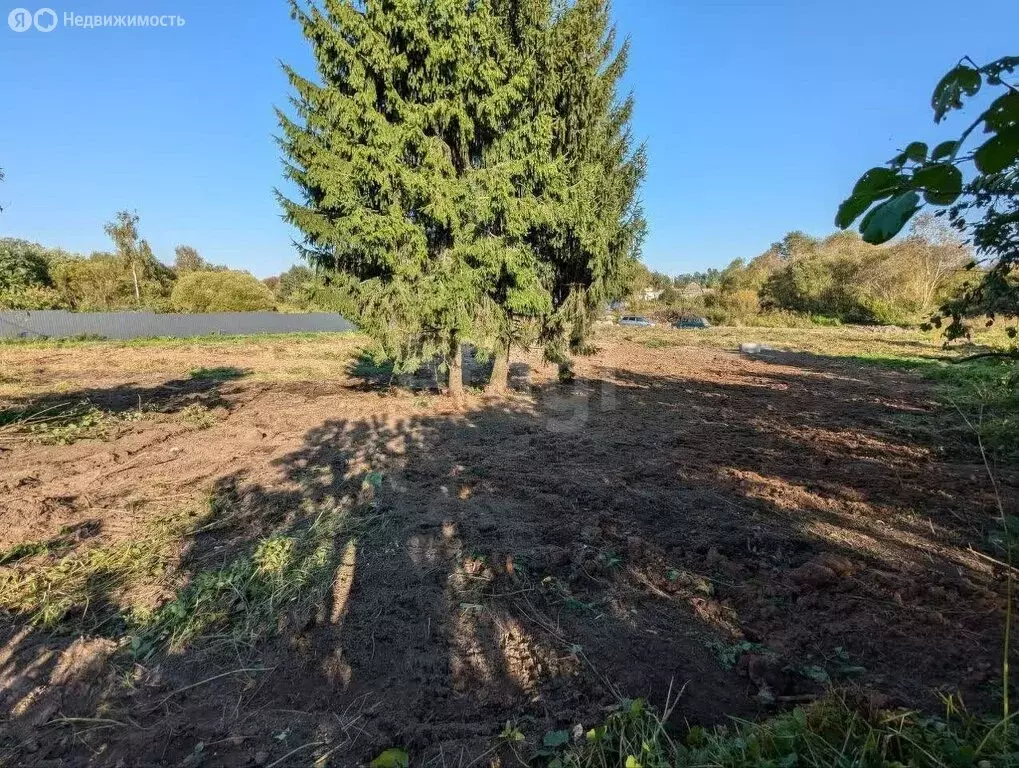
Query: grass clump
0,514,196,630
188,365,250,381
134,505,353,655
179,402,218,429
0,400,145,445
0,540,61,566
547,694,1019,768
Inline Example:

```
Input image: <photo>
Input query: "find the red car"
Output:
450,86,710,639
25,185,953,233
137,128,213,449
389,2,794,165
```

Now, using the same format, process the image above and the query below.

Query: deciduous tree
171,270,276,313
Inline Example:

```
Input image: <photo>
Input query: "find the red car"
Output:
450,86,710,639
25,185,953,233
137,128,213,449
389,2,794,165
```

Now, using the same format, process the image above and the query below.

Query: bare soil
0,333,1016,766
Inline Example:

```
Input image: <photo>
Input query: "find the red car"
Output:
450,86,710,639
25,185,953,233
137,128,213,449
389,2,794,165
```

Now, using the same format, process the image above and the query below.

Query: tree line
0,212,343,314
611,215,971,327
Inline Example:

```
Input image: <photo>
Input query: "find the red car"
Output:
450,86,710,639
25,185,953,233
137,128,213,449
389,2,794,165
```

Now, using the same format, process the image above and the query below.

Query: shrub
0,285,64,310
0,239,53,293
171,270,276,313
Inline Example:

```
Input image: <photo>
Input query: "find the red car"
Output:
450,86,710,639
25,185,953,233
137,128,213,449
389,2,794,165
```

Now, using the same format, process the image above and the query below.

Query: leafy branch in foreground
837,55,1019,341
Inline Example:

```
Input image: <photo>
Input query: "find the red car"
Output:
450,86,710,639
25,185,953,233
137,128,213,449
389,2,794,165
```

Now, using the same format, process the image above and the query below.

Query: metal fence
0,310,355,341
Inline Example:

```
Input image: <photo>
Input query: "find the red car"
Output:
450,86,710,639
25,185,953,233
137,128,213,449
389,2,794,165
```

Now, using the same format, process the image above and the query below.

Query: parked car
673,316,711,329
619,315,654,327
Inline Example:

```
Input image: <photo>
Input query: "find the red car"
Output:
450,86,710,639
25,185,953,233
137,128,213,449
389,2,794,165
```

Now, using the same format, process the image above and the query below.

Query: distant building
641,288,664,301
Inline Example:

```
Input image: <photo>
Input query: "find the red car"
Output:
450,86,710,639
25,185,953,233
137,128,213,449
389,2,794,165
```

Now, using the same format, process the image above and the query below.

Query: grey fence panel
0,310,355,340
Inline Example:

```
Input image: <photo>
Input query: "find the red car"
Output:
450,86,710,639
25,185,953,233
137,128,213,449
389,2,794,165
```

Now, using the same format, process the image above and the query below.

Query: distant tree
50,254,135,310
0,239,52,292
171,270,276,313
275,265,315,305
0,238,64,309
649,271,673,291
772,231,818,259
104,211,147,305
897,214,970,313
174,245,208,273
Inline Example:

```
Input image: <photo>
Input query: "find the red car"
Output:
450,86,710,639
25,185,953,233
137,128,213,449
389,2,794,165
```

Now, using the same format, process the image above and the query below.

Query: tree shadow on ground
0,351,1016,766
0,367,251,425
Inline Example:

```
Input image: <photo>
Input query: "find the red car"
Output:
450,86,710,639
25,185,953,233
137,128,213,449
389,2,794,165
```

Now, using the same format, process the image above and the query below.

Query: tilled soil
0,336,1016,767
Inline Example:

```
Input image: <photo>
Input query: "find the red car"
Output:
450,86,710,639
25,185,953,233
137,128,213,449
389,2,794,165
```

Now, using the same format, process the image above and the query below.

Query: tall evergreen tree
536,0,647,378
278,0,555,400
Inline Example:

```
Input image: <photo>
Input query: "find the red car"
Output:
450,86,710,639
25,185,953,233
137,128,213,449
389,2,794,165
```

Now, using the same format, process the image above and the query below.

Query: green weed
0,540,59,566
133,503,356,655
0,400,145,445
179,402,218,429
547,693,1019,768
0,513,199,630
706,639,770,671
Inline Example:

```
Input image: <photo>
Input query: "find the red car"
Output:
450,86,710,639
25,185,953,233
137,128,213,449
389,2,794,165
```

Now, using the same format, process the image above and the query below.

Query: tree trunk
557,359,575,384
131,264,141,305
447,340,465,403
484,341,510,396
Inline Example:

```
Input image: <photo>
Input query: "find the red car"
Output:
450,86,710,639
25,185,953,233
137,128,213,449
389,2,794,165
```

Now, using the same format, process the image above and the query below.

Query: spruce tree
278,0,555,400
537,0,647,377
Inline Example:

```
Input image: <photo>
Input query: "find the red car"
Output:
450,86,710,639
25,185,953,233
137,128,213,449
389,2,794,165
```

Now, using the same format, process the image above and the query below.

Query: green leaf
973,127,1019,174
859,192,921,244
851,167,901,199
984,91,1019,133
932,65,982,123
371,748,409,768
543,730,571,748
981,56,1019,85
913,163,963,205
930,140,959,161
903,141,927,162
835,194,874,229
625,757,642,768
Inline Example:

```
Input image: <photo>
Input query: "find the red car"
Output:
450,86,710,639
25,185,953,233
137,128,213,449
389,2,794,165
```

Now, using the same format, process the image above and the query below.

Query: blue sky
1,1,1017,278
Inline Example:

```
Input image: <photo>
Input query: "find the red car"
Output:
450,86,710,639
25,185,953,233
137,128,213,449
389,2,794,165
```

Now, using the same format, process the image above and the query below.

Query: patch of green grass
133,500,360,656
854,354,1019,460
0,400,145,445
546,694,1019,768
0,540,59,566
179,403,218,429
638,338,681,349
0,331,358,350
0,512,200,630
188,366,250,381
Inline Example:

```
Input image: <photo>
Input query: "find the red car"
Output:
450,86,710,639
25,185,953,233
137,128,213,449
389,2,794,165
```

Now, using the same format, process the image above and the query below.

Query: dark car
619,315,654,327
673,316,711,329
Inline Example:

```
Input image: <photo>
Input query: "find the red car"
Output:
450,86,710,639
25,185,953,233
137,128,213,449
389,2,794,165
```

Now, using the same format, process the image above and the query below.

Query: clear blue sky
1,0,1017,278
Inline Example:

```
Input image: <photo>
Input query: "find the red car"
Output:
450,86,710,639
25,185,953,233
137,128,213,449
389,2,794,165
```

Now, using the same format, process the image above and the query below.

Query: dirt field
0,329,1016,767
